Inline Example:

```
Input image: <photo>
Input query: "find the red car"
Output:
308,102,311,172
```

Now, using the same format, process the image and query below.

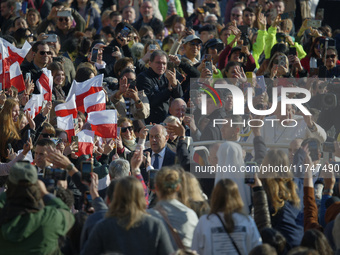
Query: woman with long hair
48,61,67,101
192,179,262,255
260,149,303,250
149,167,199,250
81,176,174,255
300,36,325,75
0,98,50,161
0,99,21,161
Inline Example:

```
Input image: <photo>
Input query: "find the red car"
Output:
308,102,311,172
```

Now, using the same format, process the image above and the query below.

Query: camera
320,93,337,109
44,167,67,181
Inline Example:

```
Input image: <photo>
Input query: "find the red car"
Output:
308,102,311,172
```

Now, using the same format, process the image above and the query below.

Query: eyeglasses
121,126,133,133
232,13,241,17
326,54,336,59
39,51,52,55
189,41,201,47
58,17,70,22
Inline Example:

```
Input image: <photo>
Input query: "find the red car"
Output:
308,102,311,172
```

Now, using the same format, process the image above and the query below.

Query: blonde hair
106,176,146,230
185,172,205,202
156,167,181,199
0,98,20,160
209,179,244,233
261,150,300,215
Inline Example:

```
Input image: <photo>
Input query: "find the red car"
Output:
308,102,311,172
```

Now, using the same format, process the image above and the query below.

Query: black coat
136,68,183,124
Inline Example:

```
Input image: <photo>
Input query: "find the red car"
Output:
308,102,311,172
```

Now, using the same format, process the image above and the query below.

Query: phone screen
22,1,27,14
91,48,99,62
205,61,212,73
81,161,93,184
71,136,79,152
309,141,319,161
148,170,157,190
244,162,257,184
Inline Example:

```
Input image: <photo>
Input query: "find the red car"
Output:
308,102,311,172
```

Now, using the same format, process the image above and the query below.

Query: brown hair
48,61,65,86
261,150,300,215
106,176,146,230
114,57,133,77
209,179,244,233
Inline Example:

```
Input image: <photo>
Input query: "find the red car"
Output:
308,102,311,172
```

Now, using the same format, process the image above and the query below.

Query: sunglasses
39,51,52,55
121,126,133,133
189,41,201,46
26,33,34,38
41,133,52,138
58,17,70,22
326,54,336,59
232,13,241,17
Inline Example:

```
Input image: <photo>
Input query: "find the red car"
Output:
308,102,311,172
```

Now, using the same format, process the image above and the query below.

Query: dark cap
199,24,216,34
230,46,242,55
205,38,224,51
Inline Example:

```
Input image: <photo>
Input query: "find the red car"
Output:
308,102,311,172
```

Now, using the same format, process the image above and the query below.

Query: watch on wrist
66,163,74,171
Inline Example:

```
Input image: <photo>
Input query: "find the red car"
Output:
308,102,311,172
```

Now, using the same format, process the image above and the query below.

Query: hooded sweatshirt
0,192,75,255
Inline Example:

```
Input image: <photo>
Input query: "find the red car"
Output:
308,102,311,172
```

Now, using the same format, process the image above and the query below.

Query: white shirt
192,212,262,255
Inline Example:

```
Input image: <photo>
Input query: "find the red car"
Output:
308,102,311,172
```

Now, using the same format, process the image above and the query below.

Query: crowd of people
0,0,340,254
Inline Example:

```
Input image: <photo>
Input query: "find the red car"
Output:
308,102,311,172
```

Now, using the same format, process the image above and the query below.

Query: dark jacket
200,107,227,141
137,68,183,124
141,146,176,181
252,136,272,231
81,215,174,255
132,16,163,36
21,61,43,94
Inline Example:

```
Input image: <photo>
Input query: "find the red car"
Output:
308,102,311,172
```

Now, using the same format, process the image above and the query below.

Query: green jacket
264,26,307,60
0,192,75,255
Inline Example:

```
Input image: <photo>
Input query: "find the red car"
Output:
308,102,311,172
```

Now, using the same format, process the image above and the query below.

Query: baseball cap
205,38,224,51
199,25,216,34
183,34,203,44
8,161,38,185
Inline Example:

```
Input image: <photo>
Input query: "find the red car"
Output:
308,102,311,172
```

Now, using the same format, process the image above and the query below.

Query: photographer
218,22,256,72
103,22,146,77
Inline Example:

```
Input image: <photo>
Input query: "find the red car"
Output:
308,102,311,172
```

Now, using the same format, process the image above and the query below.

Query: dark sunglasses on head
326,54,336,59
121,126,133,133
58,17,70,22
41,133,52,138
39,51,52,55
